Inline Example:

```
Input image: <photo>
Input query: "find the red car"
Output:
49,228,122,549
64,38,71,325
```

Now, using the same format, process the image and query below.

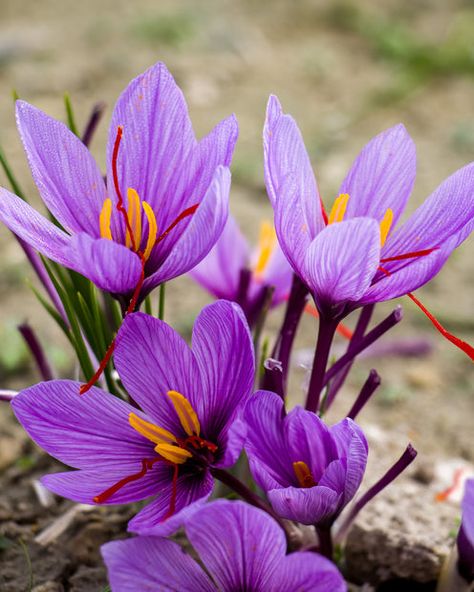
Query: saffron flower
189,214,292,321
458,479,474,582
0,62,237,302
101,500,346,591
11,301,254,535
244,391,368,526
264,95,474,357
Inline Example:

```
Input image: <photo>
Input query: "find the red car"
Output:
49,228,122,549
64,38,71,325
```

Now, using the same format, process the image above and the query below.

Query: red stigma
378,265,474,361
380,247,438,264
93,457,165,504
155,203,199,245
320,198,329,226
163,463,179,521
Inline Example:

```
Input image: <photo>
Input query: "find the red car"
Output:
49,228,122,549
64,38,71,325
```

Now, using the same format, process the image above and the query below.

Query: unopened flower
458,479,474,582
12,301,254,535
0,62,237,302
244,391,368,526
264,95,474,358
190,214,292,320
101,499,346,591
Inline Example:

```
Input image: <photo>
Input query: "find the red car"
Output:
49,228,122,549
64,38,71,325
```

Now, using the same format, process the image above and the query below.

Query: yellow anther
99,198,113,240
167,390,201,437
155,443,192,464
126,188,142,250
379,208,394,247
293,461,316,488
328,193,350,225
142,201,158,260
129,412,177,446
254,221,277,276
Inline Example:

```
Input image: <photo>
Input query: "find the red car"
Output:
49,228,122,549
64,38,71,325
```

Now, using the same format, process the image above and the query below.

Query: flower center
254,221,277,278
92,390,217,512
293,460,316,488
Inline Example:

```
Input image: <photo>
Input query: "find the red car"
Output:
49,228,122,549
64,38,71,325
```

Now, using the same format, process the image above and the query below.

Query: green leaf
64,92,79,136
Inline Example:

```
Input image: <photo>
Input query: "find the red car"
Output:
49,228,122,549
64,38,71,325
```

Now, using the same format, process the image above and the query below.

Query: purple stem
315,525,334,560
236,268,252,310
260,274,308,397
210,467,291,544
18,323,54,381
325,304,374,411
81,101,106,147
335,443,418,543
262,358,284,396
0,390,18,402
347,369,381,420
323,306,403,389
18,238,67,322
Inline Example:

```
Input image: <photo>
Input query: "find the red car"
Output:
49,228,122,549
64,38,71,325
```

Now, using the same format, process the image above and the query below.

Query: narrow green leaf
0,143,27,200
158,283,166,320
64,92,79,136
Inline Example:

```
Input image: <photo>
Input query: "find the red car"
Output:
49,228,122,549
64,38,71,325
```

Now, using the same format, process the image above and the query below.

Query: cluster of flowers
0,62,473,590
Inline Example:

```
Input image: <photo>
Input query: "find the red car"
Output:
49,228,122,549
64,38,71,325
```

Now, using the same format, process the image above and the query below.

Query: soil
0,0,473,590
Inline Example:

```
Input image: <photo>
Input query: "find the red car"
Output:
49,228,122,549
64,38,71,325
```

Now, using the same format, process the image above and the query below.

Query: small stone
32,582,64,592
344,481,458,585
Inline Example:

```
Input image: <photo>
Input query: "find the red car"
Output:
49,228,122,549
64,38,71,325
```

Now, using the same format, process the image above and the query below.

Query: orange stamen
293,461,316,488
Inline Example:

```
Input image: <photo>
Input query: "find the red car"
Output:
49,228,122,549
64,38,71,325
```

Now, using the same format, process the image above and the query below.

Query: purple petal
285,407,338,482
213,417,247,469
270,551,346,592
16,101,107,235
114,312,201,437
142,166,231,294
244,391,295,490
361,239,454,304
330,418,368,505
458,479,474,578
273,174,314,275
383,162,474,257
102,536,215,592
190,214,250,301
106,62,196,214
268,485,342,525
264,96,324,236
11,380,153,471
303,218,381,307
341,124,416,227
128,471,213,536
186,499,286,591
67,233,142,294
42,463,169,505
0,187,72,266
191,300,254,439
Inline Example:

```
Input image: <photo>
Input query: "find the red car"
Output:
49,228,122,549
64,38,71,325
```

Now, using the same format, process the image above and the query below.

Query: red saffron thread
93,457,165,503
378,265,474,361
155,204,199,245
163,463,179,521
435,467,465,502
380,247,437,263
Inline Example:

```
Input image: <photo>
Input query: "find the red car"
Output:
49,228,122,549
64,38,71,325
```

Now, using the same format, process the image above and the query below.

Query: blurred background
0,0,473,499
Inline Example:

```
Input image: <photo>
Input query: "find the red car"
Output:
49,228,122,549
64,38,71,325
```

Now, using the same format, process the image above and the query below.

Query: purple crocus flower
244,390,368,526
189,214,292,320
0,62,237,303
264,95,474,358
11,301,254,535
101,499,347,591
458,479,474,582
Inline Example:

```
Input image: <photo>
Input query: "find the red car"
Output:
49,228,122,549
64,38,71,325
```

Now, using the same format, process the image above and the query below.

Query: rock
344,481,458,585
69,566,107,592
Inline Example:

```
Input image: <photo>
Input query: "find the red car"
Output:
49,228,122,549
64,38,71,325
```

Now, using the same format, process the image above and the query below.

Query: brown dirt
0,0,473,589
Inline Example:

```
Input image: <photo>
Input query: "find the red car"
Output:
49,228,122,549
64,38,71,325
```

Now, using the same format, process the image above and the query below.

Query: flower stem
315,525,333,560
305,316,339,413
324,304,374,411
260,274,308,398
158,283,166,320
335,443,417,543
210,468,291,543
323,306,403,389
